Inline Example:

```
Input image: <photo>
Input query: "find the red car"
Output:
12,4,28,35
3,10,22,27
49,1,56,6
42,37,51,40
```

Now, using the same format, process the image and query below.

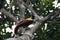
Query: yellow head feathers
26,17,33,21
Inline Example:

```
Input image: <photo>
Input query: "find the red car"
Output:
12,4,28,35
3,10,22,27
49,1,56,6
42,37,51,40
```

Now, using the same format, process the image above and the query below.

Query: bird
14,17,34,34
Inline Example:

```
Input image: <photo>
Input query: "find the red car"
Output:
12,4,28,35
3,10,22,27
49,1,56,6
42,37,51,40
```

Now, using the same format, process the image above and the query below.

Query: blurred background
0,0,60,40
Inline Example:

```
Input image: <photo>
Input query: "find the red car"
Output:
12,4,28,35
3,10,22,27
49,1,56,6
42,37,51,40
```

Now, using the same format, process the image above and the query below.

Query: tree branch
4,0,60,40
9,0,13,12
51,10,60,19
15,0,26,20
16,0,43,21
1,8,18,23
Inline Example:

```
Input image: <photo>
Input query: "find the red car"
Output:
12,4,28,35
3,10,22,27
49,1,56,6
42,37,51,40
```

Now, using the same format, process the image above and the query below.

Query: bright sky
4,0,60,36
53,0,60,8
6,0,10,4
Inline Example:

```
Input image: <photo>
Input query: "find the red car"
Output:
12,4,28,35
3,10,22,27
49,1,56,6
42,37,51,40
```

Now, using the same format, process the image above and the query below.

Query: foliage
0,0,60,40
